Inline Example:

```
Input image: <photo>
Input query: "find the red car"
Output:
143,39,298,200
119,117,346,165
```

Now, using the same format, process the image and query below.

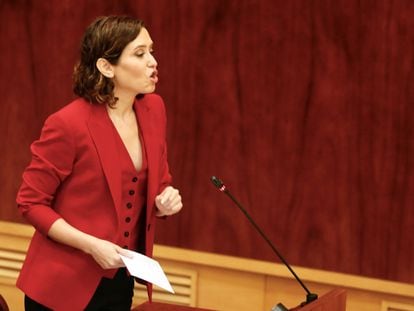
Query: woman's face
112,28,158,98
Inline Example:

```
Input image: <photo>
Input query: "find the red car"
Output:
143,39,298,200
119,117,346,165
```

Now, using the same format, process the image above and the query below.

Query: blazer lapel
135,97,158,225
87,104,122,214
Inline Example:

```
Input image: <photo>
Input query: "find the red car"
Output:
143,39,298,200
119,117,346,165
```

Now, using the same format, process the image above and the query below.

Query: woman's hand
84,237,131,269
155,186,183,217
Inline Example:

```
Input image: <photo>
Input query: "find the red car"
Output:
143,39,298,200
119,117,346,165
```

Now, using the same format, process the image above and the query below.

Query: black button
123,245,128,249
126,202,132,209
129,190,135,195
125,217,131,223
124,231,129,237
132,177,138,182
147,224,151,231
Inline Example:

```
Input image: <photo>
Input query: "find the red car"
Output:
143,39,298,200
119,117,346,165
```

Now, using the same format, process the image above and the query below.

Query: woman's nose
148,53,157,67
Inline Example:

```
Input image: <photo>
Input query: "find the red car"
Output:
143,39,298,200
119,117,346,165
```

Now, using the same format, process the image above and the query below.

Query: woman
16,15,182,310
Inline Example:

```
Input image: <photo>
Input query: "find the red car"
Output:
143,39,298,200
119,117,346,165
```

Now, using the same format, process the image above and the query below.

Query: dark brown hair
73,16,145,107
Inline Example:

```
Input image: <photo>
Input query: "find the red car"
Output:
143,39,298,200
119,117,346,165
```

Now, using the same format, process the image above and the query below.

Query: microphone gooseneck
210,176,318,306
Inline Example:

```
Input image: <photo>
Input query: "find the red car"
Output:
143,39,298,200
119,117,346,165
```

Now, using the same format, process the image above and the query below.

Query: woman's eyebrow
132,42,153,50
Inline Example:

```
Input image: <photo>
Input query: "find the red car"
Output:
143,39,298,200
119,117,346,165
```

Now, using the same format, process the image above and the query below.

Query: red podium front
290,289,347,311
133,302,213,311
134,289,346,311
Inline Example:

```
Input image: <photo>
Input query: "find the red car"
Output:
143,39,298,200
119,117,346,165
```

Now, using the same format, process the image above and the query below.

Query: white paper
120,250,174,293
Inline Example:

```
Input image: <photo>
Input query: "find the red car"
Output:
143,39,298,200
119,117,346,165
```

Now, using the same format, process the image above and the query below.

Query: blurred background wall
0,0,413,284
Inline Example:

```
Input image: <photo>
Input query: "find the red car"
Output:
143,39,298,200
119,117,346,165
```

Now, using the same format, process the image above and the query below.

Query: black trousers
25,268,134,311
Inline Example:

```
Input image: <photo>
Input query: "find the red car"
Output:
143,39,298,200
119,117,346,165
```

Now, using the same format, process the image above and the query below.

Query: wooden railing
1,221,413,311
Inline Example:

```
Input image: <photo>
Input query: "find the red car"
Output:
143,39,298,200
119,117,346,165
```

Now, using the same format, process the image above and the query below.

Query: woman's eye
135,49,154,58
135,50,145,57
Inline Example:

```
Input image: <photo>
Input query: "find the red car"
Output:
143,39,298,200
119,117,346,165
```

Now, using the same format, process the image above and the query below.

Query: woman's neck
107,96,136,124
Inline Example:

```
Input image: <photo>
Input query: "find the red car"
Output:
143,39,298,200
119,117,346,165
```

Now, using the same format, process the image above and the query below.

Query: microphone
210,176,318,309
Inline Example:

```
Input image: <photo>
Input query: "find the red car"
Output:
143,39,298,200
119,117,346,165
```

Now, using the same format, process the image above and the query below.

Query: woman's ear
96,58,114,78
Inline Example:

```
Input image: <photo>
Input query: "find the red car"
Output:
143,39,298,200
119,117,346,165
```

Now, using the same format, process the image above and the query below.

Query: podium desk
134,289,346,311
290,289,347,311
134,302,213,311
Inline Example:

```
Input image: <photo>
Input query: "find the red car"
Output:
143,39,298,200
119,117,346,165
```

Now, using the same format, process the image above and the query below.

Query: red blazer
16,94,172,310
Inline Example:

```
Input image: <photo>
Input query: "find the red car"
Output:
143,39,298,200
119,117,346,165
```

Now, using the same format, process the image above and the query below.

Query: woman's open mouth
150,70,158,83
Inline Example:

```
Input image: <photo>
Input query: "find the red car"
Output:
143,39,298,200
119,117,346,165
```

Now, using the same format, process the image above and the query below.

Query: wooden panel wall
1,221,414,311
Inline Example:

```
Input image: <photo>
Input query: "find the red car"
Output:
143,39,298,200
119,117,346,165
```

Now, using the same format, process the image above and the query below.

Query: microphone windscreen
210,176,224,188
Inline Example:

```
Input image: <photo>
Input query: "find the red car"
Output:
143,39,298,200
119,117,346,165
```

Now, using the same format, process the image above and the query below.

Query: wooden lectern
134,289,346,311
133,302,212,311
289,289,347,311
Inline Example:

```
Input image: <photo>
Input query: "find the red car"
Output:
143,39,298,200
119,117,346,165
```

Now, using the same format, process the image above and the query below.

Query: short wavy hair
73,16,145,107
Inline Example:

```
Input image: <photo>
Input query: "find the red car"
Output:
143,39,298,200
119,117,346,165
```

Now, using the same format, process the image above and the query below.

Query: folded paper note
120,250,174,293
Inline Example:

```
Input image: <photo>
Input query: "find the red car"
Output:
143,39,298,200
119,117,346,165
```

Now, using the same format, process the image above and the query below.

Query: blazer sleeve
157,97,173,193
16,112,76,235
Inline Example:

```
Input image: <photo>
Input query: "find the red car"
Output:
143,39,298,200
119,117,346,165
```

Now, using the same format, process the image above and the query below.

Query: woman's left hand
155,186,183,216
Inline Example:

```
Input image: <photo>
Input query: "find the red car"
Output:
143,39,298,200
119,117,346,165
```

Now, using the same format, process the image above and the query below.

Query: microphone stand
210,176,318,309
